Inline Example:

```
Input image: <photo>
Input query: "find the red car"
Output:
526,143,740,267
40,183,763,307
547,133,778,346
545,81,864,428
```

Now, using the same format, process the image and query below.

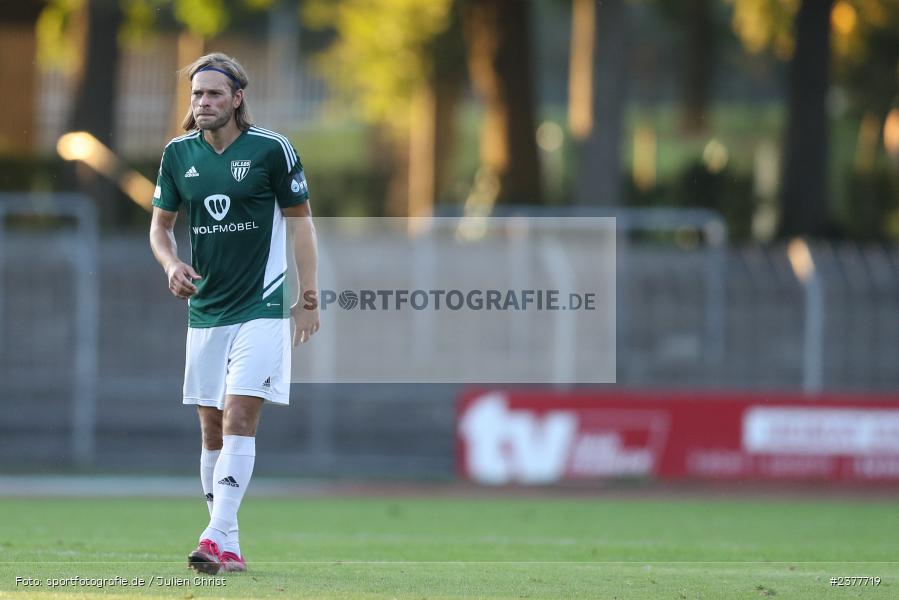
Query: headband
194,66,243,89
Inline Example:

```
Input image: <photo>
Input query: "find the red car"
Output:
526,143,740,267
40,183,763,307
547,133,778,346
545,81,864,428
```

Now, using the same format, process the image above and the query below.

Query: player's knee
198,408,224,448
201,422,223,449
222,406,257,436
202,430,223,450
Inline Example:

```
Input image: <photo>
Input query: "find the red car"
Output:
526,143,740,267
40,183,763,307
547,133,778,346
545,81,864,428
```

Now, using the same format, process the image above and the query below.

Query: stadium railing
4,200,899,473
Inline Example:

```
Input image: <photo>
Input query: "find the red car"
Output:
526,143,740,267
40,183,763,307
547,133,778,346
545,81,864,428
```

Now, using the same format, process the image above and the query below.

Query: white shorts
183,318,291,408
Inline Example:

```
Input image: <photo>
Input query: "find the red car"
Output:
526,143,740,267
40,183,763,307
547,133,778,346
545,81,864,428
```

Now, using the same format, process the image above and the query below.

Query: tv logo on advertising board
459,389,899,484
458,392,669,484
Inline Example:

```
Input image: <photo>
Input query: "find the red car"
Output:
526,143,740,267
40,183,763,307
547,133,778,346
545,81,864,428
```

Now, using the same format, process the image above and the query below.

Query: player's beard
197,107,233,132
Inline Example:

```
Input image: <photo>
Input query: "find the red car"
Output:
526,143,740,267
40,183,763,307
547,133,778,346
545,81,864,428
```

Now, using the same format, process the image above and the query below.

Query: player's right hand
166,261,202,299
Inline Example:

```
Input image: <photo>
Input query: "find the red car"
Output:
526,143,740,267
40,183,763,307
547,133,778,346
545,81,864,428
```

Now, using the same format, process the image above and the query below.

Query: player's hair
180,53,253,131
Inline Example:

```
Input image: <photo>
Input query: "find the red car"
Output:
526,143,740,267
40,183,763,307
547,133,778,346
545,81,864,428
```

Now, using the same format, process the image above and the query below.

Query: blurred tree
305,0,453,129
654,0,719,135
727,0,830,236
36,0,276,223
832,1,899,238
574,0,629,206
431,9,468,206
681,0,716,134
463,0,542,206
119,0,277,135
70,0,122,153
38,0,278,135
52,0,125,224
727,0,899,237
119,0,276,42
779,0,834,237
831,1,899,164
0,2,43,153
36,0,87,74
304,0,460,216
728,0,799,60
567,0,594,141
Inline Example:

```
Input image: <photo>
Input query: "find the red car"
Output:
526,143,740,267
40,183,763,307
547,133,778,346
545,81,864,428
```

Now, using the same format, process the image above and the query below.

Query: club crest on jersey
231,160,251,182
204,194,231,221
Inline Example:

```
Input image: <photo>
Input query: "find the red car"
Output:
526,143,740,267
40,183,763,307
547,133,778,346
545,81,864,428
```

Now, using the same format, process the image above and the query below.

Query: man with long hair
149,53,320,575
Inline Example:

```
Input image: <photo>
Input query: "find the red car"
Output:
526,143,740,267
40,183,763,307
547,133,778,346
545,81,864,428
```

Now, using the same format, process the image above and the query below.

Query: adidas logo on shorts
218,476,239,488
262,377,271,389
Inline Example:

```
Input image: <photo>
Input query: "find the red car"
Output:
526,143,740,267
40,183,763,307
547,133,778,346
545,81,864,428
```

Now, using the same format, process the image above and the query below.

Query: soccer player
149,53,320,575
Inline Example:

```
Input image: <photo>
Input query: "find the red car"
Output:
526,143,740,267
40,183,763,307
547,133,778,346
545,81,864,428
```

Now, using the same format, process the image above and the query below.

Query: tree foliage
727,0,899,238
830,0,899,115
727,0,899,113
37,0,278,71
726,0,800,59
303,0,454,131
729,0,899,60
36,0,84,72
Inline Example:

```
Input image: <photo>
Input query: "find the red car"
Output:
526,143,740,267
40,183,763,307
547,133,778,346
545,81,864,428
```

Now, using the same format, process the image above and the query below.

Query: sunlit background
0,0,893,230
1,0,899,482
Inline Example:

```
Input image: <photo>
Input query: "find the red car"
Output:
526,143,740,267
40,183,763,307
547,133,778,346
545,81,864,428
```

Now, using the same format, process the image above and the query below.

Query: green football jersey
152,126,309,328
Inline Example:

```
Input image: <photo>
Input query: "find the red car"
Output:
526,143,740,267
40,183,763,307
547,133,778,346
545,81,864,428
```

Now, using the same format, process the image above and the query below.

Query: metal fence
2,197,898,475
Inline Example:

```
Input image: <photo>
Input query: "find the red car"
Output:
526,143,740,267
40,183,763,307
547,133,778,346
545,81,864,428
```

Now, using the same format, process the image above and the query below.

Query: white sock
201,447,241,554
201,435,255,548
224,527,241,556
200,447,220,516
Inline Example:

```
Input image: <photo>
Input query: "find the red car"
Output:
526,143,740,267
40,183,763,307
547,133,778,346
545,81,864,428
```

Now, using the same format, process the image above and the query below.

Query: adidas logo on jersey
184,166,199,178
218,476,239,488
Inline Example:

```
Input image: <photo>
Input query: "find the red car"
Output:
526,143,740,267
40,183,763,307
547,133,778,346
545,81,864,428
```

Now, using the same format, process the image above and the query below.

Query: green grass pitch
0,495,896,599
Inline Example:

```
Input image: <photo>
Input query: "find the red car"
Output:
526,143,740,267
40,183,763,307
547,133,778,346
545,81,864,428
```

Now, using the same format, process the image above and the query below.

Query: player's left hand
291,293,320,346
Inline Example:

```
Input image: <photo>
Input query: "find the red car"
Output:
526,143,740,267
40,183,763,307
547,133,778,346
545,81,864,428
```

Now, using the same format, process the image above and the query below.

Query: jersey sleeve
272,142,309,208
151,147,182,211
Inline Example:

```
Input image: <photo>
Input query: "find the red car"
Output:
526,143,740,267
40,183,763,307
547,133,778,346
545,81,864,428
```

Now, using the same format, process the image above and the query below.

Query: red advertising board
456,389,899,484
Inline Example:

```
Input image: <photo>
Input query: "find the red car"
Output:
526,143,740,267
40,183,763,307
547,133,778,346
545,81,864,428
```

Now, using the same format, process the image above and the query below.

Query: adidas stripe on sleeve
248,126,309,208
152,132,199,211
